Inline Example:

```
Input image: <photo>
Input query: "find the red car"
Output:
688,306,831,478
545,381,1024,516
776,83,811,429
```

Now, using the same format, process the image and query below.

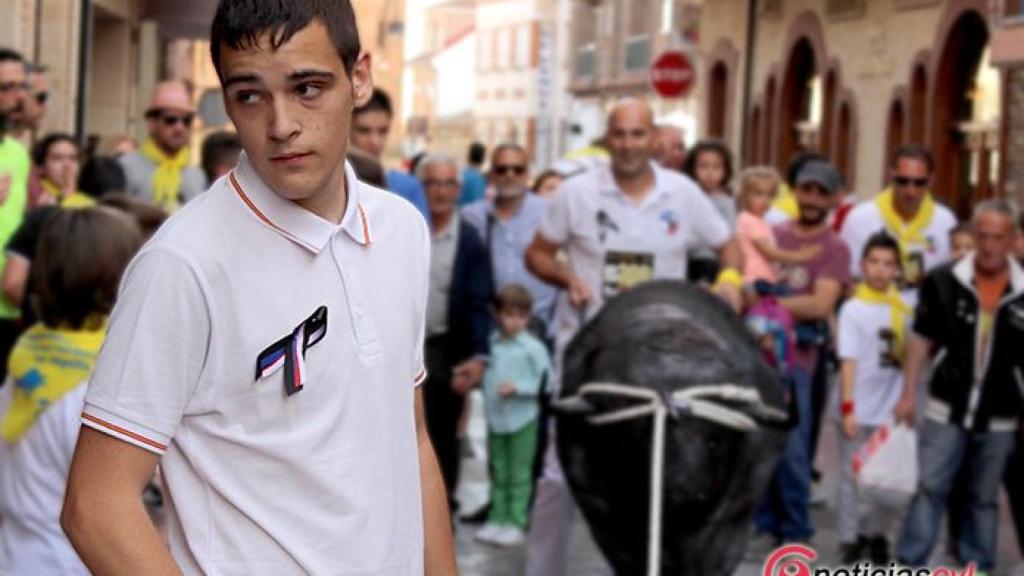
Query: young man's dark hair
31,133,77,167
346,147,387,188
200,130,242,182
33,208,143,330
861,231,902,266
79,156,127,199
467,142,486,166
354,88,393,118
99,194,169,238
210,0,361,79
891,144,934,174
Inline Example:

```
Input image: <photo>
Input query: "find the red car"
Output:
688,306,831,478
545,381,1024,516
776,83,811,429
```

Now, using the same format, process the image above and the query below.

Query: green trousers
487,420,539,528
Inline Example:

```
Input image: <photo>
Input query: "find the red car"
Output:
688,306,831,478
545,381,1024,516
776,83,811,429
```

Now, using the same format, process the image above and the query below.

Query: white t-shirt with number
840,200,957,304
538,161,731,377
836,299,911,426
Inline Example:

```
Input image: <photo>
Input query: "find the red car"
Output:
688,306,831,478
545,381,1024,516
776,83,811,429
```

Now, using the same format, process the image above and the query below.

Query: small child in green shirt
475,284,551,548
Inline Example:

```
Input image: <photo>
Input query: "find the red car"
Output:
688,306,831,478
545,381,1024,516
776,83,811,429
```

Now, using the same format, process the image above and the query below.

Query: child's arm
751,237,821,265
839,359,859,440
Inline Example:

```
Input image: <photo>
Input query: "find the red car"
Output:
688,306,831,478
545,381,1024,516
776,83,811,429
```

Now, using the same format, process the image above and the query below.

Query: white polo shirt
81,152,430,575
841,198,957,303
539,161,731,370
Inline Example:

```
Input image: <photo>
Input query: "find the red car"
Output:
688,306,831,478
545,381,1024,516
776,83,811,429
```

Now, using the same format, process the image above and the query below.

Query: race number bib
603,251,654,298
902,251,926,289
878,328,901,369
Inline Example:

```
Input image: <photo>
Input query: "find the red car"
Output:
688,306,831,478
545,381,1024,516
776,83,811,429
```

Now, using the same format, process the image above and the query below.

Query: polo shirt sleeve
538,185,572,244
689,188,731,250
82,248,211,455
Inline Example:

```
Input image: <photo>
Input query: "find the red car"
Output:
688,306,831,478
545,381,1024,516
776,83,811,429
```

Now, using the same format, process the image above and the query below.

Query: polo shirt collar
229,152,372,254
596,161,672,207
953,252,1024,299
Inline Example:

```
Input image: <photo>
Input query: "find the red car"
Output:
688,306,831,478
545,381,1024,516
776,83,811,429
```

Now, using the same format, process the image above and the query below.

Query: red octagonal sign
650,51,695,99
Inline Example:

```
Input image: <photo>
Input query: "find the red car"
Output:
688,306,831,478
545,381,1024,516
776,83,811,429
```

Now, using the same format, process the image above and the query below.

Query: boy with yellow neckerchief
841,145,957,305
0,208,143,575
835,232,911,565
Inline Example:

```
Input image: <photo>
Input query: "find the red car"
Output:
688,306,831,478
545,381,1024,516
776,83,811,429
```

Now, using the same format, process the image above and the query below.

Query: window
624,36,651,73
515,25,532,68
496,28,511,69
576,43,597,78
661,0,675,33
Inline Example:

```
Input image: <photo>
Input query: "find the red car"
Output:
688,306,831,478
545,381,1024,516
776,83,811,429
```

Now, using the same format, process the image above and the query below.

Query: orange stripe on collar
229,172,316,251
357,203,372,245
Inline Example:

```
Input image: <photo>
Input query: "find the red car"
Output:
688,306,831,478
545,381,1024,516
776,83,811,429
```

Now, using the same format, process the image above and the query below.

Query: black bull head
555,280,789,575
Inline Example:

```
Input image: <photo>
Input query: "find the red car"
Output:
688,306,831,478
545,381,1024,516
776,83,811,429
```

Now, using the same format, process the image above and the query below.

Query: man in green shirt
0,47,31,381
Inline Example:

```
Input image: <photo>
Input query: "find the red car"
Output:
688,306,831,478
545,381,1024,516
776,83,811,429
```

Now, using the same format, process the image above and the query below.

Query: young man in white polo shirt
59,2,457,575
522,98,743,576
841,145,958,304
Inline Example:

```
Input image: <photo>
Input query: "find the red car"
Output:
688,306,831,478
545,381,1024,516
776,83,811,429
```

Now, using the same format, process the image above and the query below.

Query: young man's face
220,21,371,202
861,248,900,291
350,109,390,160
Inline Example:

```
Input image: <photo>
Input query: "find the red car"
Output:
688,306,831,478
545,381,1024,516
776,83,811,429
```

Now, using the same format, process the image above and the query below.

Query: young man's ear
351,51,373,108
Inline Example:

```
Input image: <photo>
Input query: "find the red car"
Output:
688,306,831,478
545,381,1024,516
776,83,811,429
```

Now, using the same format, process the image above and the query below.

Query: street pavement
454,391,1024,576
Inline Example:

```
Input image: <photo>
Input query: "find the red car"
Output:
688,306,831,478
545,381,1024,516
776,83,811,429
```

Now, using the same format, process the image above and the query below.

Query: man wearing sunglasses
119,81,207,212
841,145,957,304
0,47,30,384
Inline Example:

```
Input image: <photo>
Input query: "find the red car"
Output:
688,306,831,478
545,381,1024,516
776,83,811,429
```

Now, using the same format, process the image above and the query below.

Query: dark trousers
424,335,466,508
0,319,20,386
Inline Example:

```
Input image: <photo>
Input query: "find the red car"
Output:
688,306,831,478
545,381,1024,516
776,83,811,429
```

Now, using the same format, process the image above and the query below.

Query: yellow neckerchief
853,283,911,365
141,138,189,211
773,183,800,220
41,178,96,208
875,187,936,269
1,320,106,442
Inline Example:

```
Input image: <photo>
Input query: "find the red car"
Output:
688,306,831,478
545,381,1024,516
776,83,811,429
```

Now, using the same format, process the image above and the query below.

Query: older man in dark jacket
419,153,493,508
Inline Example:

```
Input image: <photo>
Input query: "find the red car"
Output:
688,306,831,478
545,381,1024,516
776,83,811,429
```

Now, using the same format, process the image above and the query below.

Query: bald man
654,124,686,171
523,99,743,575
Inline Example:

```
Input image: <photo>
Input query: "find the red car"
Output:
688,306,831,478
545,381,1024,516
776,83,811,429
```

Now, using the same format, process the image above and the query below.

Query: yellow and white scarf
875,187,936,272
141,138,189,211
1,321,105,442
41,178,96,208
853,283,911,365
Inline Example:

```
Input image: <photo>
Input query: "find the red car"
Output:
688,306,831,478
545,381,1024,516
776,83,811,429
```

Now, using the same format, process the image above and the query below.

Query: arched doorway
821,70,837,157
931,10,1000,218
707,62,728,139
835,101,854,189
746,105,762,164
762,76,777,165
779,39,821,173
909,65,927,144
885,99,906,183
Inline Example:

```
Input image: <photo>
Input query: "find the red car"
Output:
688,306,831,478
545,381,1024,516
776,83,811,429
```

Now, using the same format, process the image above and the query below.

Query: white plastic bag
852,420,919,495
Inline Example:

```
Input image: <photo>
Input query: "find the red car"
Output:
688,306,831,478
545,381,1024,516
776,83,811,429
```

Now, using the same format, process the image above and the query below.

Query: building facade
698,0,1024,215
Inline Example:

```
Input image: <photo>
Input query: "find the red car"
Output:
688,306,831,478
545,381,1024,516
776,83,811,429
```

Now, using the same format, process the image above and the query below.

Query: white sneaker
493,526,526,547
474,522,503,544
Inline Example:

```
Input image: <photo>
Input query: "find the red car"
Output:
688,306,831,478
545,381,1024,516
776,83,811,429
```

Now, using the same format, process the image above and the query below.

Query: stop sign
650,51,695,98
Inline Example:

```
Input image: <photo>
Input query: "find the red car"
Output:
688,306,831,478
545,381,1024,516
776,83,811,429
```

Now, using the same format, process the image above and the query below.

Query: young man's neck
295,164,348,224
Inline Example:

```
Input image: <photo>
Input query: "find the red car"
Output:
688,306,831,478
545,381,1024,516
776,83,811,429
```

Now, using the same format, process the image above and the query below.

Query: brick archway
706,38,740,146
775,10,829,174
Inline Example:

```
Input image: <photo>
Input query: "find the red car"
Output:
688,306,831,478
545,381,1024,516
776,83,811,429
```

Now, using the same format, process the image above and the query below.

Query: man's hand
842,413,860,440
452,358,485,394
567,275,593,310
893,393,916,426
498,382,516,399
712,282,743,313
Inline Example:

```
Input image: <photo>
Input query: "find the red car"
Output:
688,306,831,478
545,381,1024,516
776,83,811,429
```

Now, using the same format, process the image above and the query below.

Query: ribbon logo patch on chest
255,306,328,396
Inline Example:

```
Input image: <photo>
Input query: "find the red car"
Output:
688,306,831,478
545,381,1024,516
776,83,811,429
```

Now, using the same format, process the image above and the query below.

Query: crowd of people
0,0,1022,573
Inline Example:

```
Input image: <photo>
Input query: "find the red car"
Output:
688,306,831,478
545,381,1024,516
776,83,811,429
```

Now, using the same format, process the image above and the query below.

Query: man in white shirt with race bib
523,98,743,576
841,145,958,304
